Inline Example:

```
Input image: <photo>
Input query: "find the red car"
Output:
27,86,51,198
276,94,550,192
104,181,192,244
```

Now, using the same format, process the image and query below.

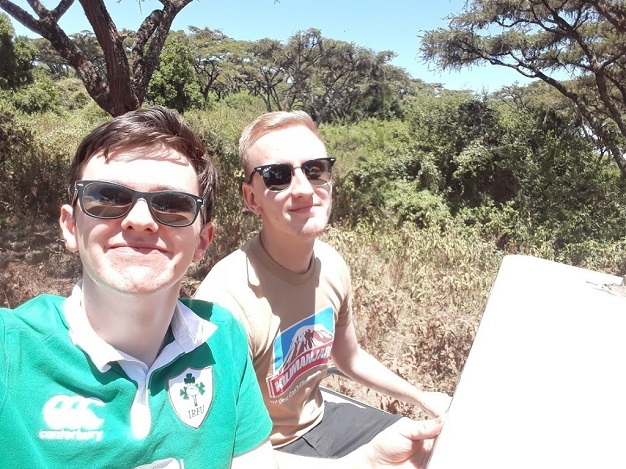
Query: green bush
55,77,91,111
333,150,449,227
320,118,414,170
10,71,61,113
386,185,451,228
0,110,68,220
183,102,265,280
146,40,204,113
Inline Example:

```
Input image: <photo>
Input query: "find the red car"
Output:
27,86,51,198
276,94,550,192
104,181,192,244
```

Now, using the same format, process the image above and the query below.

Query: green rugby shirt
0,293,271,468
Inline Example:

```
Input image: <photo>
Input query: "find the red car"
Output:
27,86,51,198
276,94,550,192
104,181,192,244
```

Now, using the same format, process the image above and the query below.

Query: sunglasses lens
261,164,293,191
79,182,200,227
258,159,335,191
302,159,333,185
82,183,133,218
150,193,198,227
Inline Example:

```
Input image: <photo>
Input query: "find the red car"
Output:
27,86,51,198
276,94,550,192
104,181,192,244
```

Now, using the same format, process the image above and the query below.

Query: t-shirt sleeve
195,267,235,308
194,262,252,333
231,317,272,456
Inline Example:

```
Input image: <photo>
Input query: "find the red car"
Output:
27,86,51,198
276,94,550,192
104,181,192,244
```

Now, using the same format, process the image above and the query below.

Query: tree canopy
146,37,202,112
420,0,626,177
0,12,34,90
0,0,193,116
139,26,415,124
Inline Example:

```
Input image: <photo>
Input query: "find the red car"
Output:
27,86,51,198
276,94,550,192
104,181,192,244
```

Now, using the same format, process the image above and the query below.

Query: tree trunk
0,0,193,116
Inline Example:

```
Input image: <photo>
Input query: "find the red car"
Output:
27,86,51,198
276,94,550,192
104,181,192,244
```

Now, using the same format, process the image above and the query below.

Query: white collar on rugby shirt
63,281,217,373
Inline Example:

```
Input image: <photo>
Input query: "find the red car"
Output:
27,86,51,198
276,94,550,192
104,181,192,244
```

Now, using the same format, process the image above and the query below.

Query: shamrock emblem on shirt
179,373,206,406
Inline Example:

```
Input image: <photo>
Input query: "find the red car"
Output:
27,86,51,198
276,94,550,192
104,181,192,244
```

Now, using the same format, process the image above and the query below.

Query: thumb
396,417,443,441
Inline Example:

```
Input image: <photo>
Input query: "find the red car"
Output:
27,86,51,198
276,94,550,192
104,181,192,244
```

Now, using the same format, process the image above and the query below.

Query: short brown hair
238,111,323,175
68,106,217,222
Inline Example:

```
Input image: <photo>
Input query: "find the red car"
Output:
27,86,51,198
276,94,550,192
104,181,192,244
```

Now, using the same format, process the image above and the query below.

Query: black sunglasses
247,157,336,192
71,180,204,227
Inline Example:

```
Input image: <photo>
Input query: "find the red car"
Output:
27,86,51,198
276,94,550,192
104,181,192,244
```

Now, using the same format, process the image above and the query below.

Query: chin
108,282,165,296
109,272,178,295
294,224,327,239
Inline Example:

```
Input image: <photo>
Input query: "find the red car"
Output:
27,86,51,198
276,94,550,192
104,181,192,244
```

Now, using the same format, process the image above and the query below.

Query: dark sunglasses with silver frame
70,180,205,227
246,157,336,192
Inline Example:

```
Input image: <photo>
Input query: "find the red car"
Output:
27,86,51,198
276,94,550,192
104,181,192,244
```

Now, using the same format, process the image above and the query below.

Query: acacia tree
0,0,193,116
307,38,399,122
146,37,202,112
32,36,69,78
420,0,626,178
276,29,402,123
240,37,289,112
240,28,404,123
186,27,247,101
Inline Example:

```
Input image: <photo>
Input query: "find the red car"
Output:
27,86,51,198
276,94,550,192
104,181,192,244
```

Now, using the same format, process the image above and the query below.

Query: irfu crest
168,367,213,428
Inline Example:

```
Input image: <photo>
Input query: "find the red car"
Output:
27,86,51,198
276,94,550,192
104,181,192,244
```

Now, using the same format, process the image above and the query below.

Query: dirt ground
0,215,208,308
0,218,77,308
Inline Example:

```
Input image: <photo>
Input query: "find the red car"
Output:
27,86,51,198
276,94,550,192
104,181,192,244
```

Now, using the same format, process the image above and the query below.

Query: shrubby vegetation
146,39,203,113
421,1,626,178
327,88,626,263
1,10,625,413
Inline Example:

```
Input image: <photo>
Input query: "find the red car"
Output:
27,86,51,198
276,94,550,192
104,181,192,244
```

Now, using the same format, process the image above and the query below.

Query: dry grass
321,223,503,418
0,219,79,308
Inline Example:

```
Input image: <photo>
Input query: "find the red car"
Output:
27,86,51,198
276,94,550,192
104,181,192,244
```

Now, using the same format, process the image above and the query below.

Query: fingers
395,416,443,441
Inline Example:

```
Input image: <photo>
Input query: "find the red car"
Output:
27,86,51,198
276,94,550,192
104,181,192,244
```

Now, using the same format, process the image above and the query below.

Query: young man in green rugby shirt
0,106,441,469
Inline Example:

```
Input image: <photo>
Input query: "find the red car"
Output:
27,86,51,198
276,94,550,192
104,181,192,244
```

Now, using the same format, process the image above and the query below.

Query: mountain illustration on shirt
267,307,335,399
282,326,333,365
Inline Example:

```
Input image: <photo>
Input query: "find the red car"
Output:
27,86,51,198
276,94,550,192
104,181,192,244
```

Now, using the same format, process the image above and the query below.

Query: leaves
0,0,193,116
146,38,203,112
421,0,626,176
0,13,35,90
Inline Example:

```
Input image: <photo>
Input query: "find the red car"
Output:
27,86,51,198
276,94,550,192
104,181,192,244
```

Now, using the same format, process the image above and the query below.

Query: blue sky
7,0,533,92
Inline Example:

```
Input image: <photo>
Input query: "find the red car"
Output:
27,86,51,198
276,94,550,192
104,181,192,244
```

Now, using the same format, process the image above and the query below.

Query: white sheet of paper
426,255,626,469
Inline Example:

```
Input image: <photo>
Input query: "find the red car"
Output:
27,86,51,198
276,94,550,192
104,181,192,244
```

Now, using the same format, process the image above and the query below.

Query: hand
361,417,443,468
418,391,452,418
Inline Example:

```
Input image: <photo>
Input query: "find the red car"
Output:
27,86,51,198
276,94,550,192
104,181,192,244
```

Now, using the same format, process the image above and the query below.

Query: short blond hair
239,111,323,174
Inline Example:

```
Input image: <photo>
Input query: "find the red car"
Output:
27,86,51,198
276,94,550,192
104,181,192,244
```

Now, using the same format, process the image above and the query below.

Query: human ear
193,221,214,262
59,204,79,252
242,183,262,216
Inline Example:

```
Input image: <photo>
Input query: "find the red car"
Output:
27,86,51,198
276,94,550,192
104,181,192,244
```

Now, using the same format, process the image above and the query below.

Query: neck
81,278,179,367
259,229,315,274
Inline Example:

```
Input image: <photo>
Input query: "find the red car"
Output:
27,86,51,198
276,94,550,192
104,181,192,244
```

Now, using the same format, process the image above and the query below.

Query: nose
289,167,315,196
120,199,159,231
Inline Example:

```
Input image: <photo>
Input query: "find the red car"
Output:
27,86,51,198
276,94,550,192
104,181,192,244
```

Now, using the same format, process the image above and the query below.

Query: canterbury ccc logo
43,395,105,430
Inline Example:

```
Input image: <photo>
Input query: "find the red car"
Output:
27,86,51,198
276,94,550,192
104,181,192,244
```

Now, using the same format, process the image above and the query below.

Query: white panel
427,255,626,469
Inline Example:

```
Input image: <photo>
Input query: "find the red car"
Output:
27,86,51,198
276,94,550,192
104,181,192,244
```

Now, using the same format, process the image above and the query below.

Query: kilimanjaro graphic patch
168,367,213,428
267,307,335,399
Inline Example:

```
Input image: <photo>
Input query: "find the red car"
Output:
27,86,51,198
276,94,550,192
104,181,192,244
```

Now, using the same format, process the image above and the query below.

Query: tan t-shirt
194,234,353,447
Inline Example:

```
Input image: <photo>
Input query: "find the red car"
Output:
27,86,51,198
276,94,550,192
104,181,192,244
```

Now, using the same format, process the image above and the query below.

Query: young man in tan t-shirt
195,111,450,459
